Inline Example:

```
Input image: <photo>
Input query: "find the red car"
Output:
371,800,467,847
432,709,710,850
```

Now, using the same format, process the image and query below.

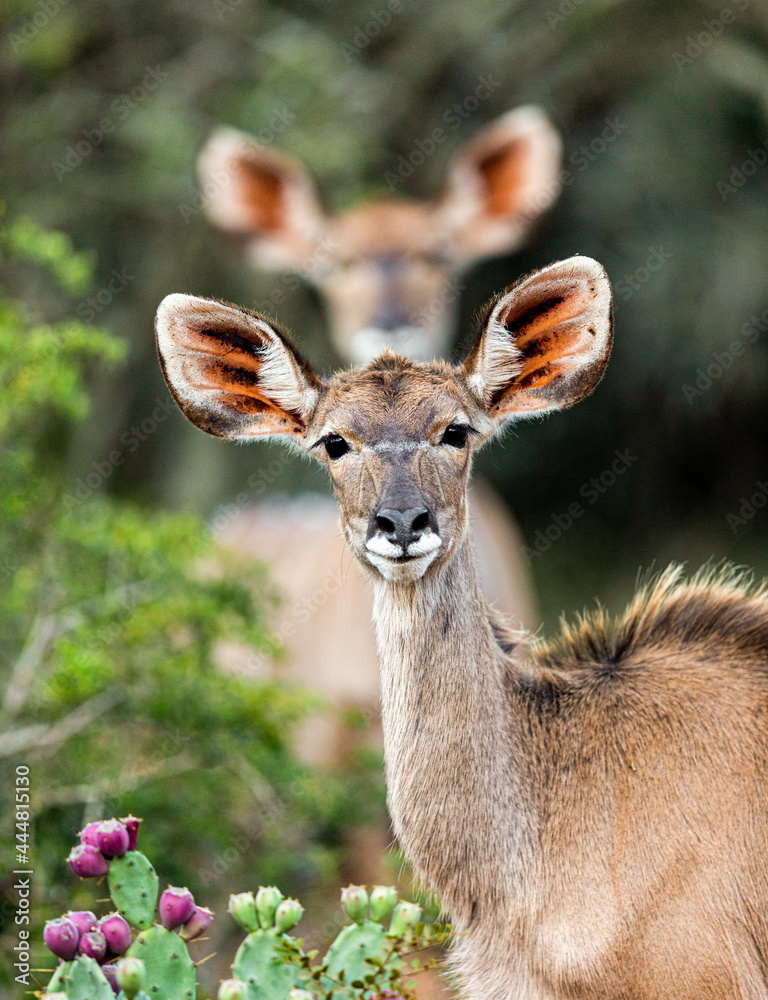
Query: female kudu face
155,256,613,584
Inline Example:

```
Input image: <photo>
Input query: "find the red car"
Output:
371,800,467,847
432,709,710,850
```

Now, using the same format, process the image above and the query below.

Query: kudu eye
440,423,470,448
324,434,351,460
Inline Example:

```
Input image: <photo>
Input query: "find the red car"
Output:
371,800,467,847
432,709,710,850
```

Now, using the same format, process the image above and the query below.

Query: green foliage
0,220,376,991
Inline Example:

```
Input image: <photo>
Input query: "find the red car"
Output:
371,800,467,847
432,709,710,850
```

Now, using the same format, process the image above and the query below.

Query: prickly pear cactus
230,887,306,999
324,886,405,989
125,924,196,999
43,955,114,999
108,850,159,930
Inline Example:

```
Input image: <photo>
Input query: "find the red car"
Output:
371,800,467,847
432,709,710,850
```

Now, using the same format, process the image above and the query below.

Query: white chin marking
366,534,403,559
364,532,442,581
349,327,432,364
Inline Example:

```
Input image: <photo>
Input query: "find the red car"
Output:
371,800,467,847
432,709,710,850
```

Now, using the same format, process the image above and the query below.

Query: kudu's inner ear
438,106,562,262
463,256,613,420
197,127,327,269
155,294,323,440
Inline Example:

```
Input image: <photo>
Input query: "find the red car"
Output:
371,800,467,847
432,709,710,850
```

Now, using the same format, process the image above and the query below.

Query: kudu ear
155,294,323,441
197,127,327,269
438,106,562,262
463,256,612,422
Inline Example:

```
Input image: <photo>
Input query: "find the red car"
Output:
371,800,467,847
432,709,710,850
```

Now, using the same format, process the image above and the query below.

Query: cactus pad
108,850,159,930
44,955,115,999
325,920,393,986
126,924,195,999
232,928,305,999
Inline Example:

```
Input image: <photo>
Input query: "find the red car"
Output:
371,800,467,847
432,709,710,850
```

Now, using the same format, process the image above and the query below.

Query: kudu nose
375,507,431,551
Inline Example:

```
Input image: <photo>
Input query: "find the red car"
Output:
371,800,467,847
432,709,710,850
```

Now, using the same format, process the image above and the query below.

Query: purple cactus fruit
101,964,120,995
68,844,109,878
180,905,212,942
119,814,142,851
218,980,247,1000
95,819,130,859
78,929,107,962
99,913,132,956
159,886,195,930
274,898,303,933
66,910,98,936
340,885,369,924
79,821,102,848
43,917,80,960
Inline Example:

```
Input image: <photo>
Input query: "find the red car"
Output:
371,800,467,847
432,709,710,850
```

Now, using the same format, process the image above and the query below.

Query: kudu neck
370,533,536,924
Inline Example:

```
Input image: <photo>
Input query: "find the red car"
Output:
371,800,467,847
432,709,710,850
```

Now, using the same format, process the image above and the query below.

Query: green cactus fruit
44,956,115,999
274,898,303,933
218,979,248,1000
116,955,146,998
369,886,398,923
255,886,283,929
42,994,68,999
388,901,422,937
324,920,392,987
229,891,260,932
125,924,195,999
232,927,305,999
108,851,159,930
340,885,369,924
287,991,314,999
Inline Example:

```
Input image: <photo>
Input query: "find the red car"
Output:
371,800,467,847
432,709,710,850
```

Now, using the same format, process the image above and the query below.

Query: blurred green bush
0,216,383,994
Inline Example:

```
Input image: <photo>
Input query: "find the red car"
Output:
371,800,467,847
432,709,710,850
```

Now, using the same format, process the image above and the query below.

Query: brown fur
153,258,768,1000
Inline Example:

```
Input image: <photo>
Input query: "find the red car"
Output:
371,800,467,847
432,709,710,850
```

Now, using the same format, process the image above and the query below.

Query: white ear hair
466,295,524,404
155,293,319,441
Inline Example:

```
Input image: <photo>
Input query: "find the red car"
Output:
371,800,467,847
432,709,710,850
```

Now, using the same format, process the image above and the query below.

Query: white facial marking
364,530,442,581
366,534,404,559
406,532,441,557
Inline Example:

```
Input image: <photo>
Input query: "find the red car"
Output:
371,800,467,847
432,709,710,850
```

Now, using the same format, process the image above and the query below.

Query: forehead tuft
318,353,475,436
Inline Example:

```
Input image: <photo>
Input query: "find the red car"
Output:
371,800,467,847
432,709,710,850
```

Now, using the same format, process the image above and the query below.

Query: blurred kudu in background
199,107,561,883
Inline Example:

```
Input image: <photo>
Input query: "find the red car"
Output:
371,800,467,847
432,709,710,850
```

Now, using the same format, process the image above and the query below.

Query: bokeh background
2,0,768,995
